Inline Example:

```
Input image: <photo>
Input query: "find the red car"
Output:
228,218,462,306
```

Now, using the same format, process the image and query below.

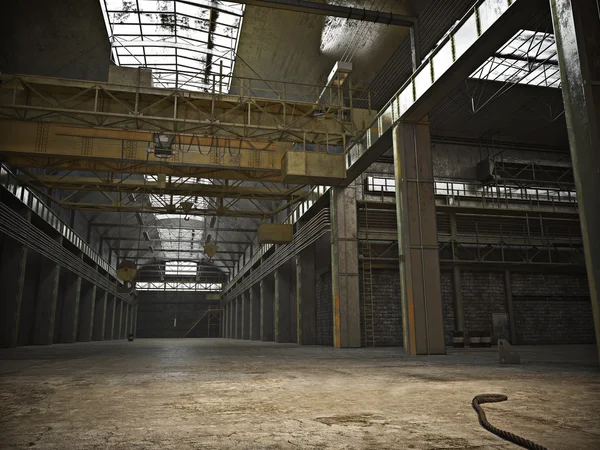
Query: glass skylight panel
470,30,561,88
100,0,245,91
165,260,197,275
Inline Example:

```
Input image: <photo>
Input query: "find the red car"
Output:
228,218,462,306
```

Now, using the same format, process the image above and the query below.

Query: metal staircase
182,307,221,338
361,205,376,347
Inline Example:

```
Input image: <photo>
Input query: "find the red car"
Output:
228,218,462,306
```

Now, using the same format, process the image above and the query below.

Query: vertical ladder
362,205,375,347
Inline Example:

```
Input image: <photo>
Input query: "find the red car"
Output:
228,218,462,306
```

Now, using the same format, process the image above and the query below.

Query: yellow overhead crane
0,74,374,185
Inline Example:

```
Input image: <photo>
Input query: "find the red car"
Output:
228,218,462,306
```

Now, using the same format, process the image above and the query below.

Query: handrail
0,165,117,277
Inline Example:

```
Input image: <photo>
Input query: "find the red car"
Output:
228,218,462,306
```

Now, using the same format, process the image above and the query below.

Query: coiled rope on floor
472,394,548,450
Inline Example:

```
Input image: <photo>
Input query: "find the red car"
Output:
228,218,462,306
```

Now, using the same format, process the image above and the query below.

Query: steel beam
56,202,273,219
236,0,416,27
0,73,370,146
18,174,309,201
343,0,546,184
550,0,600,364
93,223,257,233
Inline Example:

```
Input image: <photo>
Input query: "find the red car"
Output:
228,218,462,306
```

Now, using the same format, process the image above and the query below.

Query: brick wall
360,269,403,347
462,271,507,337
511,273,594,344
316,268,333,346
137,291,220,338
440,271,455,345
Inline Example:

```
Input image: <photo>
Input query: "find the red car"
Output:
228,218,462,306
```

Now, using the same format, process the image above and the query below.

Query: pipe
236,0,416,27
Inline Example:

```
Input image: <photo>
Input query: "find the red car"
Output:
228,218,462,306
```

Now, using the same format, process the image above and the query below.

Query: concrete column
260,276,274,341
117,299,123,339
60,265,82,343
125,303,133,339
393,120,445,355
250,284,261,340
234,297,240,339
330,186,361,348
133,303,138,338
551,0,600,364
34,236,62,345
296,243,316,345
504,270,517,345
104,295,116,340
78,281,96,342
0,216,29,348
274,260,292,343
449,213,465,333
452,267,465,332
242,291,250,339
222,304,227,338
93,291,108,341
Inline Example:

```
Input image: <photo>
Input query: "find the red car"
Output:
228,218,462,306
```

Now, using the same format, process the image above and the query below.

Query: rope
472,394,548,450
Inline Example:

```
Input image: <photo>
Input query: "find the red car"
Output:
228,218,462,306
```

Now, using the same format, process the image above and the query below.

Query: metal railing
0,165,117,276
344,0,516,170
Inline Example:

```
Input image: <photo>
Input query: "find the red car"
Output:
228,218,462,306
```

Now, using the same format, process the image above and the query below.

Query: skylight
165,260,198,276
99,0,245,91
470,30,560,88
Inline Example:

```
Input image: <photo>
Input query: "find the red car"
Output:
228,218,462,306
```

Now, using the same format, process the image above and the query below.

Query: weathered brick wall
440,271,455,345
462,271,507,336
137,291,220,338
359,269,403,347
511,273,594,344
315,268,333,346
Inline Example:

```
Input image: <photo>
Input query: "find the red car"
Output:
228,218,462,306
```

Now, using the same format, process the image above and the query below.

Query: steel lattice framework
100,0,245,92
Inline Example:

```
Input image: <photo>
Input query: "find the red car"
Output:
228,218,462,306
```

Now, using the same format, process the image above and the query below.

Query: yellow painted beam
18,174,309,201
0,120,283,181
0,73,375,145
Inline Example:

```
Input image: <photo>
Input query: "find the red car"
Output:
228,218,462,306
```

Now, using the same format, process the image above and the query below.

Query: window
165,260,197,276
136,281,222,291
470,30,560,88
100,0,245,91
365,176,395,194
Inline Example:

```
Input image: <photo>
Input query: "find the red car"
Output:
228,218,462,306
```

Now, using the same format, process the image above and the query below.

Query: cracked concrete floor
0,339,599,449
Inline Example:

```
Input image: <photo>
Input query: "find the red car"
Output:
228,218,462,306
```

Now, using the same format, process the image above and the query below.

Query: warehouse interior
0,0,599,448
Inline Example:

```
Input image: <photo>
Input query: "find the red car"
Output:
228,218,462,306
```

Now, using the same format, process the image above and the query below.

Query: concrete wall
0,0,110,81
137,291,220,338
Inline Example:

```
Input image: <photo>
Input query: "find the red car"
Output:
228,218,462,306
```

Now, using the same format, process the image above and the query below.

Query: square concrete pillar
78,281,96,342
233,295,242,339
104,295,116,340
296,244,316,345
34,236,62,345
250,284,261,340
551,0,600,365
331,186,361,348
274,260,292,343
60,266,82,343
393,120,445,355
0,224,29,348
93,291,108,341
132,303,138,338
260,275,275,341
124,303,130,337
117,299,124,339
242,291,250,339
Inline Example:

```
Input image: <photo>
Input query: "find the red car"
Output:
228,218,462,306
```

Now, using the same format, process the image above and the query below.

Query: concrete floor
0,340,598,449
